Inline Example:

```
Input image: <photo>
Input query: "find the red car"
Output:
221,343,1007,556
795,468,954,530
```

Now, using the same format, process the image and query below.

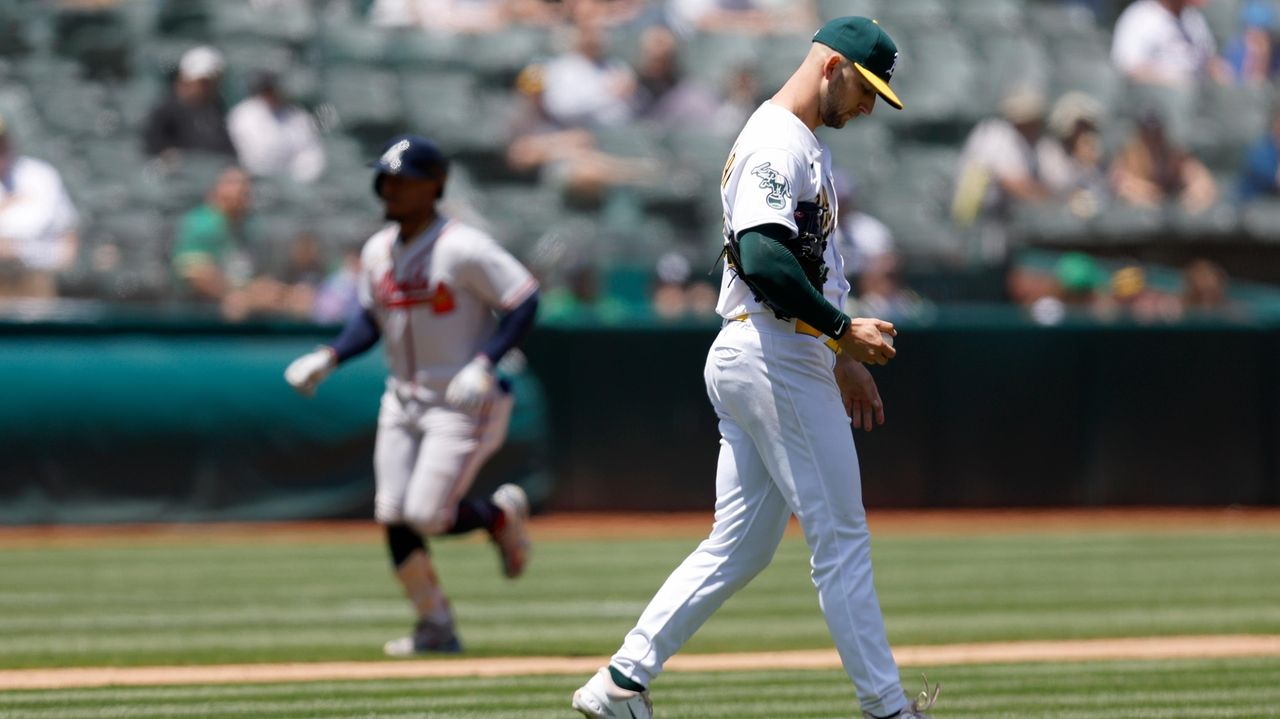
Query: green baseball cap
812,16,903,110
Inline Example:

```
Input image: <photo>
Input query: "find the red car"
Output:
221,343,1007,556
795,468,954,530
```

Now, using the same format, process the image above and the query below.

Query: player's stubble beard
818,77,848,129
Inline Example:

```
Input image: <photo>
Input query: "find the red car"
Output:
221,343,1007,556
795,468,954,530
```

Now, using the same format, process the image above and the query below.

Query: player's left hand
834,355,885,431
446,355,495,412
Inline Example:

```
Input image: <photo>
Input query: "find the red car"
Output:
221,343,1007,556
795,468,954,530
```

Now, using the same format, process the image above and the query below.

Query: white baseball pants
610,315,907,717
373,386,514,535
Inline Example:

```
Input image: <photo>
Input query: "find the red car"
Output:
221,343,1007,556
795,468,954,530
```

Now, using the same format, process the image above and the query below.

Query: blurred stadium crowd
0,0,1278,323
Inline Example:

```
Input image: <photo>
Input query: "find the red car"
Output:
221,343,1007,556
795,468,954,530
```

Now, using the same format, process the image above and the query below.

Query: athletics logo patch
750,162,792,210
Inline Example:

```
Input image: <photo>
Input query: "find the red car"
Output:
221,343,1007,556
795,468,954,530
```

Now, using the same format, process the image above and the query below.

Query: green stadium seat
484,183,566,252
153,0,213,39
1188,82,1271,171
1009,202,1093,245
16,54,82,86
217,37,296,83
665,128,733,183
322,65,403,133
875,0,948,28
819,120,895,185
83,139,146,180
1240,199,1280,242
107,76,165,132
1199,0,1243,45
1088,202,1165,242
319,23,396,65
135,36,200,83
1050,39,1123,109
255,209,312,251
680,33,758,91
1026,3,1104,45
594,124,668,161
1168,199,1240,241
211,1,316,45
952,0,1024,31
870,192,963,261
464,27,549,85
753,33,816,92
817,0,879,23
1122,81,1197,146
136,152,235,212
885,29,979,123
0,0,33,56
977,33,1052,114
319,133,367,173
52,7,132,80
392,30,465,69
864,144,962,260
309,212,383,250
31,81,114,138
399,72,478,146
0,80,40,140
89,209,169,259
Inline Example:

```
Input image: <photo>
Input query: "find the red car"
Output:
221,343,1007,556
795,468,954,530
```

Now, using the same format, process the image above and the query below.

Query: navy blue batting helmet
372,134,449,196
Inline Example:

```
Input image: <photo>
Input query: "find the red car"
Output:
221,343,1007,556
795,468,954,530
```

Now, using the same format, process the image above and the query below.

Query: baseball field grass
1,658,1279,718
1,512,1278,717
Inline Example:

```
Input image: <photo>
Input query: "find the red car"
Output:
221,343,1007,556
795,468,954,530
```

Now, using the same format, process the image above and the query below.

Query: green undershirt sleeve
736,224,850,339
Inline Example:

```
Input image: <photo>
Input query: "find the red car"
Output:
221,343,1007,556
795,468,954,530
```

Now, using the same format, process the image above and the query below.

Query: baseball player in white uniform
285,134,540,655
572,18,939,719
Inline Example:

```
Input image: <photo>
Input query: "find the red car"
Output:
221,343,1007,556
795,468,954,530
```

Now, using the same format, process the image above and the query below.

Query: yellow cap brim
854,62,903,110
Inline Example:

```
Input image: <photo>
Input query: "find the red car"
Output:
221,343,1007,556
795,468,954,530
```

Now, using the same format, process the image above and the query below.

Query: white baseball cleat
865,677,940,719
382,610,463,657
572,667,653,719
489,483,530,579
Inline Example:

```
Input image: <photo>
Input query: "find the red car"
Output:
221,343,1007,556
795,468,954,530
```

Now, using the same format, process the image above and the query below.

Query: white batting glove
284,347,337,397
445,355,495,412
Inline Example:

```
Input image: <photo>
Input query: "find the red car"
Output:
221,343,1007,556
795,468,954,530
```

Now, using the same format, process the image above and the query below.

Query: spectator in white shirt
227,72,326,184
368,0,511,33
664,0,817,38
0,115,79,299
541,17,638,129
952,87,1053,226
1111,0,1228,86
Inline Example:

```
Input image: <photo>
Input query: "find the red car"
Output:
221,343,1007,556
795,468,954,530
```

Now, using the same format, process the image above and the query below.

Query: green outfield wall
0,307,1276,523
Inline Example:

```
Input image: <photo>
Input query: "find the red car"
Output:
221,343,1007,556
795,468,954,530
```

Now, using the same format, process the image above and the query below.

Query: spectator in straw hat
143,45,235,158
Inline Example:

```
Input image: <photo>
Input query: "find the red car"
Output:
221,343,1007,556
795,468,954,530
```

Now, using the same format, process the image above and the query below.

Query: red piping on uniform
502,277,540,310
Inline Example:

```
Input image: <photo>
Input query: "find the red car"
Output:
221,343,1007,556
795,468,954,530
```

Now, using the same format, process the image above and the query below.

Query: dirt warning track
2,635,1278,691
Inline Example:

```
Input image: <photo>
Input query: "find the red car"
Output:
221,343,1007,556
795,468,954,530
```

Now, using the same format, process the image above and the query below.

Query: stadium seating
0,0,1274,306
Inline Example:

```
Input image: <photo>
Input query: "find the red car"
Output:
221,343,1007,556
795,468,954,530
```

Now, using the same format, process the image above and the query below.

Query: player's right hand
837,318,897,366
284,347,337,397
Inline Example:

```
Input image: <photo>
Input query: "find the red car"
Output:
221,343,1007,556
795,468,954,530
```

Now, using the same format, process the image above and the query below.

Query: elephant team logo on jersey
750,162,792,210
380,139,411,173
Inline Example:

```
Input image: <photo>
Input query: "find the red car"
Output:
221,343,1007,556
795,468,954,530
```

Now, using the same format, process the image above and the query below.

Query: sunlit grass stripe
3,659,1280,719
2,532,1277,669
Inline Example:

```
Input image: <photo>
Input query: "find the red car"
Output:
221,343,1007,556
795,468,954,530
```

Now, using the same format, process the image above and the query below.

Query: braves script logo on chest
375,270,456,313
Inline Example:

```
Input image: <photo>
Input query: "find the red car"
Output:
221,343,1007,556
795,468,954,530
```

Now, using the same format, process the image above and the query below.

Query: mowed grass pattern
1,658,1278,718
0,530,1277,669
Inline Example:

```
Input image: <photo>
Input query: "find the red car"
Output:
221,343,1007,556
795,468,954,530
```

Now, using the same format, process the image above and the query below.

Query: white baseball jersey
358,215,538,400
716,101,850,323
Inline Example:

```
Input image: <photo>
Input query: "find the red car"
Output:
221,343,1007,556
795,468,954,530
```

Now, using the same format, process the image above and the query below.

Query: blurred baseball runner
285,134,539,655
572,17,938,719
